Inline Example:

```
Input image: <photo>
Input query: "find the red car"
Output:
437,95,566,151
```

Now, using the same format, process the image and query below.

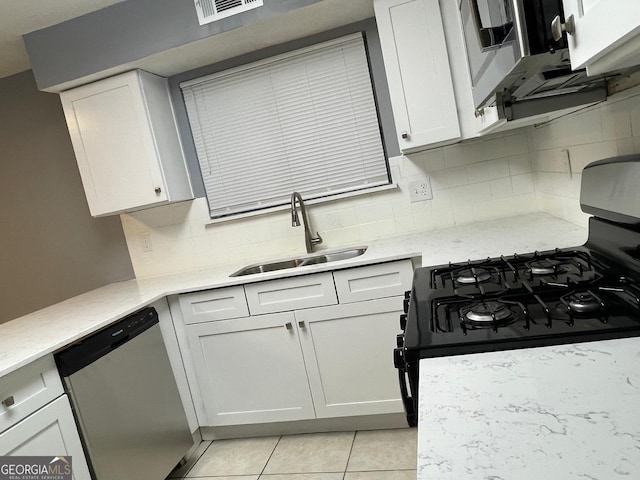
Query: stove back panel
581,155,640,224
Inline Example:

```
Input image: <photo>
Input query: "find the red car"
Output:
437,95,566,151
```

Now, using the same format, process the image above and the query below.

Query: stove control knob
399,314,407,331
403,298,410,314
404,290,411,299
393,348,404,369
396,334,405,348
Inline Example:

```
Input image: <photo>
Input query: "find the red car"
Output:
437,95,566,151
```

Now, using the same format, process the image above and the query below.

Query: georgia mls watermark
0,457,72,480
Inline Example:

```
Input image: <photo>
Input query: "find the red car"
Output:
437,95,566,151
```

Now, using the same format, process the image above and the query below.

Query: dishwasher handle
55,307,158,377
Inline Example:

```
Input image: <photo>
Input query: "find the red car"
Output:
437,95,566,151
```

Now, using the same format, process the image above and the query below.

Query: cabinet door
295,297,404,418
375,0,460,152
562,0,640,74
186,312,315,426
1,395,91,480
60,71,168,216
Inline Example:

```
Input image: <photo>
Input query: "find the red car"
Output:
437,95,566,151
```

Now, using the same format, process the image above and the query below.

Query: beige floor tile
185,436,279,477
263,431,355,474
346,429,417,472
260,474,343,480
344,471,416,480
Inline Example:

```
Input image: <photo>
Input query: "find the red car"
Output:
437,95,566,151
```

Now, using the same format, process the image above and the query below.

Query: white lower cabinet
0,395,91,480
179,260,414,427
295,297,404,418
186,312,315,426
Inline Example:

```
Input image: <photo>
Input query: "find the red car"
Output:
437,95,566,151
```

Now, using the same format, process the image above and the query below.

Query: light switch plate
409,178,433,203
139,232,153,252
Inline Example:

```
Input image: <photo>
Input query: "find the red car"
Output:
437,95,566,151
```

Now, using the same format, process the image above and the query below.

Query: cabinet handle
298,321,306,329
401,131,409,140
551,14,575,42
285,322,293,330
2,396,15,407
154,187,162,195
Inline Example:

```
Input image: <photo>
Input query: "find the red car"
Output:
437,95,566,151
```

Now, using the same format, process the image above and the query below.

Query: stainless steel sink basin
230,247,368,277
297,248,368,266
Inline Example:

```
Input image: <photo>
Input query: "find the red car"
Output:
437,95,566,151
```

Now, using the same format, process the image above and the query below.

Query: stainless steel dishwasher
55,307,193,480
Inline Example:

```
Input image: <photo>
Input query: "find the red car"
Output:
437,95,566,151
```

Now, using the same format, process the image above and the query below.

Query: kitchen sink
296,248,368,266
230,247,368,277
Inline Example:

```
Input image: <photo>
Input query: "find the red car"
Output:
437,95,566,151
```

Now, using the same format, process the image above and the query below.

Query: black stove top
402,219,640,361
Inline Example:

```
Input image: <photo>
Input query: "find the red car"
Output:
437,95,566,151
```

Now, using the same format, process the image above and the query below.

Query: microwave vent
195,0,263,25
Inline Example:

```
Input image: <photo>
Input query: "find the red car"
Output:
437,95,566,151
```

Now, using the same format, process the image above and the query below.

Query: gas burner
453,267,491,284
527,259,566,275
462,301,513,325
561,291,604,315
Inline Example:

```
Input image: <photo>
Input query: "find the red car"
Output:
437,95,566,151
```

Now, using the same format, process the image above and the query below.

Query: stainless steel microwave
460,0,607,118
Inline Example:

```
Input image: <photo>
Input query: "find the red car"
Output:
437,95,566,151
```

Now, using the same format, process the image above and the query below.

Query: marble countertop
0,212,587,378
417,338,640,480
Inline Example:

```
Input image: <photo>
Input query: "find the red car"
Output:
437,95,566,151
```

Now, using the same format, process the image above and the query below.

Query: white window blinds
180,33,389,219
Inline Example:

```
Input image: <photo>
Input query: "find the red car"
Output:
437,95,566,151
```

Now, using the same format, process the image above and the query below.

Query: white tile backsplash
487,158,511,179
444,166,469,187
531,89,640,228
567,141,618,171
466,162,490,184
511,173,535,195
120,89,640,278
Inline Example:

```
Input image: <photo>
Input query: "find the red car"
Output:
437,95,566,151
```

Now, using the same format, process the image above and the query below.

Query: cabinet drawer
179,286,249,325
0,355,64,433
245,273,337,315
333,259,413,303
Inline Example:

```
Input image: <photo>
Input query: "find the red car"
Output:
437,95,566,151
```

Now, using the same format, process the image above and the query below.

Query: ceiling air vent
195,0,264,25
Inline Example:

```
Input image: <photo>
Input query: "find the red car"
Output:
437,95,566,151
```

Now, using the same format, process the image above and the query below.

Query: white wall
120,89,640,279
0,71,135,323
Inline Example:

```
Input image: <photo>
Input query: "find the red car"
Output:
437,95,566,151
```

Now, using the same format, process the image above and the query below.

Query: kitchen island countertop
418,337,640,479
0,212,586,378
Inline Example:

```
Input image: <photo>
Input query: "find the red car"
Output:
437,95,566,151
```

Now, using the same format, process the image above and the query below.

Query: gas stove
395,155,640,427
405,242,640,359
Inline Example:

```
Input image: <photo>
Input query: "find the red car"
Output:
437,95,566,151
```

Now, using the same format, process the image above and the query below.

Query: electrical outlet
139,232,153,252
409,178,433,203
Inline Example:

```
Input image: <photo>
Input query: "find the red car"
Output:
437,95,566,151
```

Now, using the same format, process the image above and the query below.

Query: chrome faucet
290,192,323,254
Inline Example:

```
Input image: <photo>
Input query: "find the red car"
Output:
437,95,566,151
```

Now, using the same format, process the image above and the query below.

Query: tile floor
168,428,417,480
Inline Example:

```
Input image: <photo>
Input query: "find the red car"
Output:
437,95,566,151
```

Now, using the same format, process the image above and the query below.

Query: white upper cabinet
60,70,193,217
562,0,640,75
375,0,461,153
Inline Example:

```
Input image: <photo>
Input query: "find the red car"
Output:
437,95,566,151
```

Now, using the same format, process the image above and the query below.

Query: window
181,33,389,219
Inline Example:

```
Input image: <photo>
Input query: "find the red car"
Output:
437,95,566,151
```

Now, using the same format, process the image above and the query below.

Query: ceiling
0,0,127,79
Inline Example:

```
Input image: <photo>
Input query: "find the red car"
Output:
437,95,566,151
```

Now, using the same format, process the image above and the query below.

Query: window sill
204,183,398,226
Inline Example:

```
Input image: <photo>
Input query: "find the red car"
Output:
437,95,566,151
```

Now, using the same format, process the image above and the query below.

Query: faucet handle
312,232,323,245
